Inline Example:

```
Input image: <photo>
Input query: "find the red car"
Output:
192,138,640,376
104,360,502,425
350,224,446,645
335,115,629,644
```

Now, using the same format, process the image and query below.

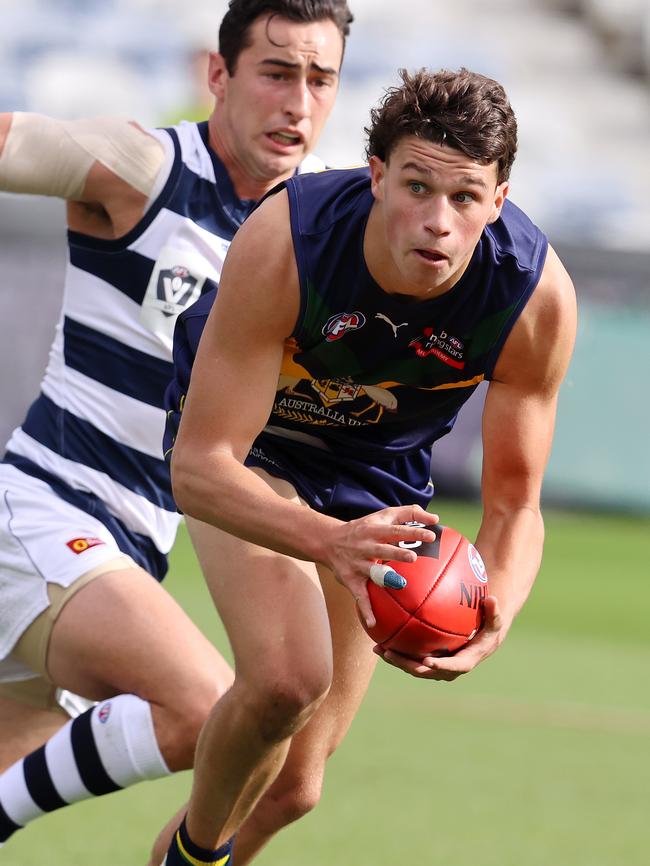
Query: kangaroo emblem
375,313,408,338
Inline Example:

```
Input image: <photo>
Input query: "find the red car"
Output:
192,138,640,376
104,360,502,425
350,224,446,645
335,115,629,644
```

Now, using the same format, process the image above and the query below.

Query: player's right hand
323,504,439,629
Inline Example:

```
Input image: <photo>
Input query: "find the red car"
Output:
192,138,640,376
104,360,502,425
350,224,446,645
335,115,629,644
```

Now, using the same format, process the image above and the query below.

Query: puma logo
375,313,408,338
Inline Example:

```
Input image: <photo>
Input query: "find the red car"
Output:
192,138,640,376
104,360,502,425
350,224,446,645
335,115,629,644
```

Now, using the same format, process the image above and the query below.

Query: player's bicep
0,113,165,202
481,380,558,506
483,246,577,504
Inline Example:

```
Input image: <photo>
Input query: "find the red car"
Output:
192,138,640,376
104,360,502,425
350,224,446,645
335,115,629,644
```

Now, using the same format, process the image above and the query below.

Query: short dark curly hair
366,68,518,184
219,0,354,75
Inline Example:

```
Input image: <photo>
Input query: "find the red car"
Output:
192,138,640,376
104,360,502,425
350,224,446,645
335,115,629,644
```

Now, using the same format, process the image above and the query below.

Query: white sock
0,694,170,841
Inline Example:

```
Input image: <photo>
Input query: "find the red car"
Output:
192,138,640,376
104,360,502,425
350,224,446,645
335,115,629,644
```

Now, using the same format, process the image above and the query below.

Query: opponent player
161,67,577,865
0,0,352,856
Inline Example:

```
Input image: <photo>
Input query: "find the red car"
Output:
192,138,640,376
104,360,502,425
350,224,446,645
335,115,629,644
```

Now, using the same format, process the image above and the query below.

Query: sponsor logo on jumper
375,312,408,338
409,327,466,368
97,702,112,724
468,544,488,583
66,536,105,554
322,312,366,341
156,265,199,317
459,581,488,609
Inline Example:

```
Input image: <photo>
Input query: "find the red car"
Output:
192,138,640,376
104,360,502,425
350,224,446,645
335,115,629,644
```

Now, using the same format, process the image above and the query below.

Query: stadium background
1,0,649,511
1,2,649,865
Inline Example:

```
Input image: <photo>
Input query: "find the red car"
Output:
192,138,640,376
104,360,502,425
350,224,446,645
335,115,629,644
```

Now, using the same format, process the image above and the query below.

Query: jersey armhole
483,235,549,381
67,127,183,253
285,179,309,343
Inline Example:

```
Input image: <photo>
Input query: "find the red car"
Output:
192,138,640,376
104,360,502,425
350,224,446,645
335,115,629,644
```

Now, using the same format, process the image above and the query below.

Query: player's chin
262,146,305,173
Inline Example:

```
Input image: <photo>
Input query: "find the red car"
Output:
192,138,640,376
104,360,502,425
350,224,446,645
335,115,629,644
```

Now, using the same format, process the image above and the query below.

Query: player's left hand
373,596,505,681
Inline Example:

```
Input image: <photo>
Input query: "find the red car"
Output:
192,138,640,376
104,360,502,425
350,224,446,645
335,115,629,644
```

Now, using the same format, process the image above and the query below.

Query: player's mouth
266,129,304,150
414,248,449,266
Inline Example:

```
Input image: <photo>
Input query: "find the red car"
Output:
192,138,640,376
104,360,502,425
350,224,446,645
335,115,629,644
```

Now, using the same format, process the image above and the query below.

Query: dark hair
219,0,354,74
366,68,518,184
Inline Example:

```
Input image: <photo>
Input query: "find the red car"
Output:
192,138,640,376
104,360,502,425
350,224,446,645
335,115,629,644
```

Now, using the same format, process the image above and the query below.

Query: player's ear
207,52,229,99
487,181,509,224
369,155,387,201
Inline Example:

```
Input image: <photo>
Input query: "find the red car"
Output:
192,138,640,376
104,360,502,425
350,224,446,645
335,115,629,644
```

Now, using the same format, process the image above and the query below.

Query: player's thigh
185,470,333,685
46,564,233,703
291,561,378,757
254,562,377,807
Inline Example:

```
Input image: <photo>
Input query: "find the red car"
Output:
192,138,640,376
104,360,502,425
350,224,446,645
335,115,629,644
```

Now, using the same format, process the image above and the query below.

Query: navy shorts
245,431,434,522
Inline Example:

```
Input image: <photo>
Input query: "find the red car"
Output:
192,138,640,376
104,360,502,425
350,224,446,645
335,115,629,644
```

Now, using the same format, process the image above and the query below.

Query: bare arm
379,245,577,677
476,246,577,623
171,190,438,624
0,112,165,237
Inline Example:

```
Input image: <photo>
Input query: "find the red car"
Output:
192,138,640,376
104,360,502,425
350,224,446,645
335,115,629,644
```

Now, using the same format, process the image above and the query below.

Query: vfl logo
409,327,466,369
322,311,366,342
156,266,199,317
467,544,488,583
375,313,408,338
66,537,105,554
97,702,112,724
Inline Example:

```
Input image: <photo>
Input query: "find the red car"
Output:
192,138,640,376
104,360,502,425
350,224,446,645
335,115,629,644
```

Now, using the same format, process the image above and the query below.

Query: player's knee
275,776,323,826
240,672,331,744
255,767,325,835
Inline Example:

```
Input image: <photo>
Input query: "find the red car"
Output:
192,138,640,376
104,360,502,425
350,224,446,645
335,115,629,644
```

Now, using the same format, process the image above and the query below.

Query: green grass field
5,500,650,866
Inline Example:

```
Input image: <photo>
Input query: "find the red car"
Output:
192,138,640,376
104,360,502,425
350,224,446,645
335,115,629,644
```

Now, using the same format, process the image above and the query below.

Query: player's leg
0,680,67,770
150,546,378,866
0,564,234,846
162,474,334,865
232,560,378,864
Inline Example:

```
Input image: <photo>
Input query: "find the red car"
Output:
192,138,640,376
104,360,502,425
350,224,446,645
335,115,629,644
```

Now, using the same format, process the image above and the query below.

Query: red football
363,523,489,658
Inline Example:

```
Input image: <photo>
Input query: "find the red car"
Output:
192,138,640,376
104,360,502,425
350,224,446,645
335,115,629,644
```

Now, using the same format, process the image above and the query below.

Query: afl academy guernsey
1,120,324,578
166,167,547,518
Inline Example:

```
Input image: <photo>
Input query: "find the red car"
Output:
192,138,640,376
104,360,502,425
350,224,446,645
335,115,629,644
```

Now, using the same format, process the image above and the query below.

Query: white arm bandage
0,113,165,200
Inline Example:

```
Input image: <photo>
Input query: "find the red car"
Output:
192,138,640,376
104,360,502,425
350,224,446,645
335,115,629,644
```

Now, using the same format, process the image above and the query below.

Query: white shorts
0,464,135,680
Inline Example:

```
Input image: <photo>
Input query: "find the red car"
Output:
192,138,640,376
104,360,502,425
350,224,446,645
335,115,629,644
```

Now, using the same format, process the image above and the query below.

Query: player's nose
424,196,452,236
284,78,311,121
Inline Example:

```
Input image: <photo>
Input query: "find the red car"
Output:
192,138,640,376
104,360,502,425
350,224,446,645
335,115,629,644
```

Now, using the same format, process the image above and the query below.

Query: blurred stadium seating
1,0,648,511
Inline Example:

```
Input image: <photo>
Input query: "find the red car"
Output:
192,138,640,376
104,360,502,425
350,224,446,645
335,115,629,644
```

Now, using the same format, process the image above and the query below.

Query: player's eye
453,192,475,204
408,181,427,195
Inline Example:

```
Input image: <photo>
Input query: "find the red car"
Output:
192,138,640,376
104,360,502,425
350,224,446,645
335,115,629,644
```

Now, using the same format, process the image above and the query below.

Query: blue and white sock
0,693,169,845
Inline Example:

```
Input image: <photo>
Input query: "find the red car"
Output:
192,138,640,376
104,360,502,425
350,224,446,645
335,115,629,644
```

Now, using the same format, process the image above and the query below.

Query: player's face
368,136,509,299
208,14,343,197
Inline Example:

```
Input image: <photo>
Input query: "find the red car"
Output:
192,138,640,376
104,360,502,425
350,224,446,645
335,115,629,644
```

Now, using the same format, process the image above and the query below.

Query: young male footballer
161,66,576,865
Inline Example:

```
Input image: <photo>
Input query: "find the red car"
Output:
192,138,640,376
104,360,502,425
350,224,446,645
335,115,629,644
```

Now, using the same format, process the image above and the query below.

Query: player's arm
0,112,166,237
380,245,577,678
171,191,437,623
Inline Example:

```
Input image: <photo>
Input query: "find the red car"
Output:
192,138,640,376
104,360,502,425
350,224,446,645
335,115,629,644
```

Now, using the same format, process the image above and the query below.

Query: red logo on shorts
66,537,105,554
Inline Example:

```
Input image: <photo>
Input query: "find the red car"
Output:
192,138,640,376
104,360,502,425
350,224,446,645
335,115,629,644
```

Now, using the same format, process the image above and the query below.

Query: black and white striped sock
0,693,169,845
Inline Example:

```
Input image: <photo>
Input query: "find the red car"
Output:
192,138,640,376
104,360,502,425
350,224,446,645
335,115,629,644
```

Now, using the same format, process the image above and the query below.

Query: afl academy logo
467,544,488,583
409,327,466,368
322,311,366,342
